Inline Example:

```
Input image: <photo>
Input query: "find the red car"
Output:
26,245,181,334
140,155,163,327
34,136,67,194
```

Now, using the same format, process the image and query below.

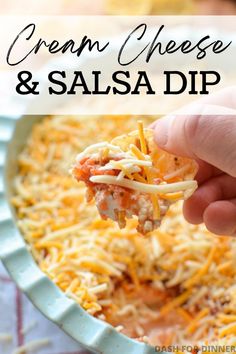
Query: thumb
153,109,236,178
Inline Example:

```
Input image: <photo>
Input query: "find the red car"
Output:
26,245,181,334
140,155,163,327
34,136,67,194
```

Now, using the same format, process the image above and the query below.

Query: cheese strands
72,121,198,234
13,115,236,347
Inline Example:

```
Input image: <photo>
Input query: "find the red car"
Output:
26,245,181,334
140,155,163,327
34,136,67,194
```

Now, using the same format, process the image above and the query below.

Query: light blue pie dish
0,115,159,354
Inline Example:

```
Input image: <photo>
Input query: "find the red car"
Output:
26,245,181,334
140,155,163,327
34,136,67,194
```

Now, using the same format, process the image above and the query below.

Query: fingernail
154,115,175,148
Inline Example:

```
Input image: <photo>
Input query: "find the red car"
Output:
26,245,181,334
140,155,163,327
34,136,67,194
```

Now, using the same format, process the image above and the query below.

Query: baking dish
0,115,158,354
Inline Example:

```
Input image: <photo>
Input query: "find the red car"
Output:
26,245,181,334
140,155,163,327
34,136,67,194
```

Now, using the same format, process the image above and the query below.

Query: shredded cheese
163,164,191,181
130,144,147,161
187,308,210,334
90,175,197,194
219,323,236,338
0,333,13,342
12,338,51,354
76,142,122,162
12,115,236,347
183,247,216,289
137,121,161,220
138,120,147,155
160,289,192,316
160,191,184,200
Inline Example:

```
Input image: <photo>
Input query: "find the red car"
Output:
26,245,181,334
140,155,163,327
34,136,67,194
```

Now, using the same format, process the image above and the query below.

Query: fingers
194,160,222,184
183,174,236,235
203,200,236,236
153,113,236,177
151,89,236,235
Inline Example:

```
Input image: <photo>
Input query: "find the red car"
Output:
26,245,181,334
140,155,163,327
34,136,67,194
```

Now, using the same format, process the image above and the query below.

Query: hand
152,87,236,236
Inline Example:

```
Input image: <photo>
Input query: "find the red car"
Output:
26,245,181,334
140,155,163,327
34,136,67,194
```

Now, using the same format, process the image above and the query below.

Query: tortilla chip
112,128,198,189
71,126,198,235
